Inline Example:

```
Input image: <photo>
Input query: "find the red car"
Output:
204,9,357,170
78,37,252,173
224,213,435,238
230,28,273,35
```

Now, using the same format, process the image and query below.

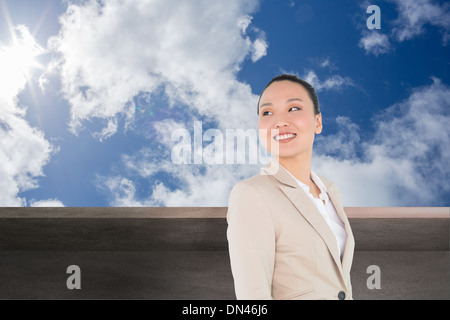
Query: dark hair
257,74,320,115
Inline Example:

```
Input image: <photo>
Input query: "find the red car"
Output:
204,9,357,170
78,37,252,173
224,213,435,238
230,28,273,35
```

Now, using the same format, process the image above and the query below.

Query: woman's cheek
293,116,316,133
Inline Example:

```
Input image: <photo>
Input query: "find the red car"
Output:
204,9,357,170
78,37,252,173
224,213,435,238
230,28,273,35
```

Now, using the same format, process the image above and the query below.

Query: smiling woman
227,74,355,300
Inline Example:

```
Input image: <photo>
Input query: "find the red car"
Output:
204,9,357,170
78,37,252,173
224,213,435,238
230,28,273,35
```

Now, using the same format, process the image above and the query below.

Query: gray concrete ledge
0,207,448,300
0,206,448,218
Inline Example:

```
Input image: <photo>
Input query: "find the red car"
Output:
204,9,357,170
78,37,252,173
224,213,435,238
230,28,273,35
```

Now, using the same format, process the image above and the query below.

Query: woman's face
258,80,322,160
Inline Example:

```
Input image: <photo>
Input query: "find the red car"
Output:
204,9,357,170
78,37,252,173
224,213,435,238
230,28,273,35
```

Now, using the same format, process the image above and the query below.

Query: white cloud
238,14,268,63
359,0,450,56
98,117,266,206
359,31,391,56
49,0,267,139
319,58,331,69
392,0,450,44
49,0,272,206
0,25,58,206
251,38,268,62
29,198,65,207
99,176,143,207
303,70,354,92
99,158,259,207
92,118,118,141
314,116,361,160
313,78,450,206
148,165,245,206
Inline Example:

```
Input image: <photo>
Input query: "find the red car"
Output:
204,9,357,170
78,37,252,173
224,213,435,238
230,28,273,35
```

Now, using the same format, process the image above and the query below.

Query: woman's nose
275,117,290,128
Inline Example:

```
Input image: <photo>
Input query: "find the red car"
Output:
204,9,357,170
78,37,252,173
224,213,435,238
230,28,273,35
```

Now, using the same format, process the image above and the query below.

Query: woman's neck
276,152,312,186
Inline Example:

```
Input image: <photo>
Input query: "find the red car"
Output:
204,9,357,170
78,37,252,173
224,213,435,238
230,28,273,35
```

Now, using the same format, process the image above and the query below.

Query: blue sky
0,0,449,207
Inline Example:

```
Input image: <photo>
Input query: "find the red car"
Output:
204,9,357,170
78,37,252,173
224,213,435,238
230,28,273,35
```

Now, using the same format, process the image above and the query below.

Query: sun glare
0,25,44,96
2,25,43,76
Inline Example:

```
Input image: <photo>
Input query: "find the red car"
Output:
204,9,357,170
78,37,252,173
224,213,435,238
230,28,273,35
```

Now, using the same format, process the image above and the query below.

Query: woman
226,74,355,300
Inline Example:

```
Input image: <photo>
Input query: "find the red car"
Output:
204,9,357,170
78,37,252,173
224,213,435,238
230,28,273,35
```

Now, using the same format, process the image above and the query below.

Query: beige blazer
226,158,355,300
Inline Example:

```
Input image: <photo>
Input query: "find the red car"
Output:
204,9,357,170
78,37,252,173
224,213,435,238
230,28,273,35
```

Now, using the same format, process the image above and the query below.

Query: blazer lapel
325,182,355,277
263,159,343,273
279,185,343,270
326,184,355,274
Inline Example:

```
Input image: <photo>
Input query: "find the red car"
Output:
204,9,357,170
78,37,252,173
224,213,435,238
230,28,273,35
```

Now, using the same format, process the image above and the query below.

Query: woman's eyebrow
259,102,272,109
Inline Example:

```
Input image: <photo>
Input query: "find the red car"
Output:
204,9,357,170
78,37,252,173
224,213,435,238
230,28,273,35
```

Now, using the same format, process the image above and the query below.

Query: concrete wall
0,207,448,299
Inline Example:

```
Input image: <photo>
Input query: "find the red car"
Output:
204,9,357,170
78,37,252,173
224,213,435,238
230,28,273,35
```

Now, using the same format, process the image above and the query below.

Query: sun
2,25,44,76
0,25,44,96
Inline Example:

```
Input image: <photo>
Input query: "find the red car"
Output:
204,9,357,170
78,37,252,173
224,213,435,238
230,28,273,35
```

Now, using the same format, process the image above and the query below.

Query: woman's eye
262,111,273,116
289,106,301,111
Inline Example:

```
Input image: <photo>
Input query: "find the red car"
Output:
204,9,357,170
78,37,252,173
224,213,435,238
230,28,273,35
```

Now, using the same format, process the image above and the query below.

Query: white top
277,162,348,260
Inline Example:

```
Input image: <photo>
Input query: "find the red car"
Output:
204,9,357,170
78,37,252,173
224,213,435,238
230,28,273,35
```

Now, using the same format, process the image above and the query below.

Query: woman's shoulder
228,172,280,206
231,170,276,193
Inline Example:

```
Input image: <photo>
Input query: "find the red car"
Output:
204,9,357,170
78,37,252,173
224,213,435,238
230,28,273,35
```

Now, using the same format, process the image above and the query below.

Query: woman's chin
271,148,311,160
271,152,297,159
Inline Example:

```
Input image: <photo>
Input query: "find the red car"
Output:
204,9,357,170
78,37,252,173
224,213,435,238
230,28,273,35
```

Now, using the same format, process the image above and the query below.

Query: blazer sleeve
226,181,276,300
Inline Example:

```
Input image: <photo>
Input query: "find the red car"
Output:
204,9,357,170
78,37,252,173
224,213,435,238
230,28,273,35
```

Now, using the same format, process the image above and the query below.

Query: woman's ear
315,113,323,134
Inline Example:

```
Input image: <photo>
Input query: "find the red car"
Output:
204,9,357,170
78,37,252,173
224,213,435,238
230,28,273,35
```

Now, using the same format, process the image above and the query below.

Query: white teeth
275,133,296,141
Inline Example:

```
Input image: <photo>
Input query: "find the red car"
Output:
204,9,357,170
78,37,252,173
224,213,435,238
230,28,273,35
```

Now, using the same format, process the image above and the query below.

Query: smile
273,133,297,141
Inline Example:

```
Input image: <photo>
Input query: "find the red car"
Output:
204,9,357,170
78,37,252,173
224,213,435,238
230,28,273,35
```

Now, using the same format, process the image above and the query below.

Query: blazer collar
262,157,298,188
262,157,354,281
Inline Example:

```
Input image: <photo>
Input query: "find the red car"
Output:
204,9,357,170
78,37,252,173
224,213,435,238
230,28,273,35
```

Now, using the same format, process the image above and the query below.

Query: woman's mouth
273,133,297,142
